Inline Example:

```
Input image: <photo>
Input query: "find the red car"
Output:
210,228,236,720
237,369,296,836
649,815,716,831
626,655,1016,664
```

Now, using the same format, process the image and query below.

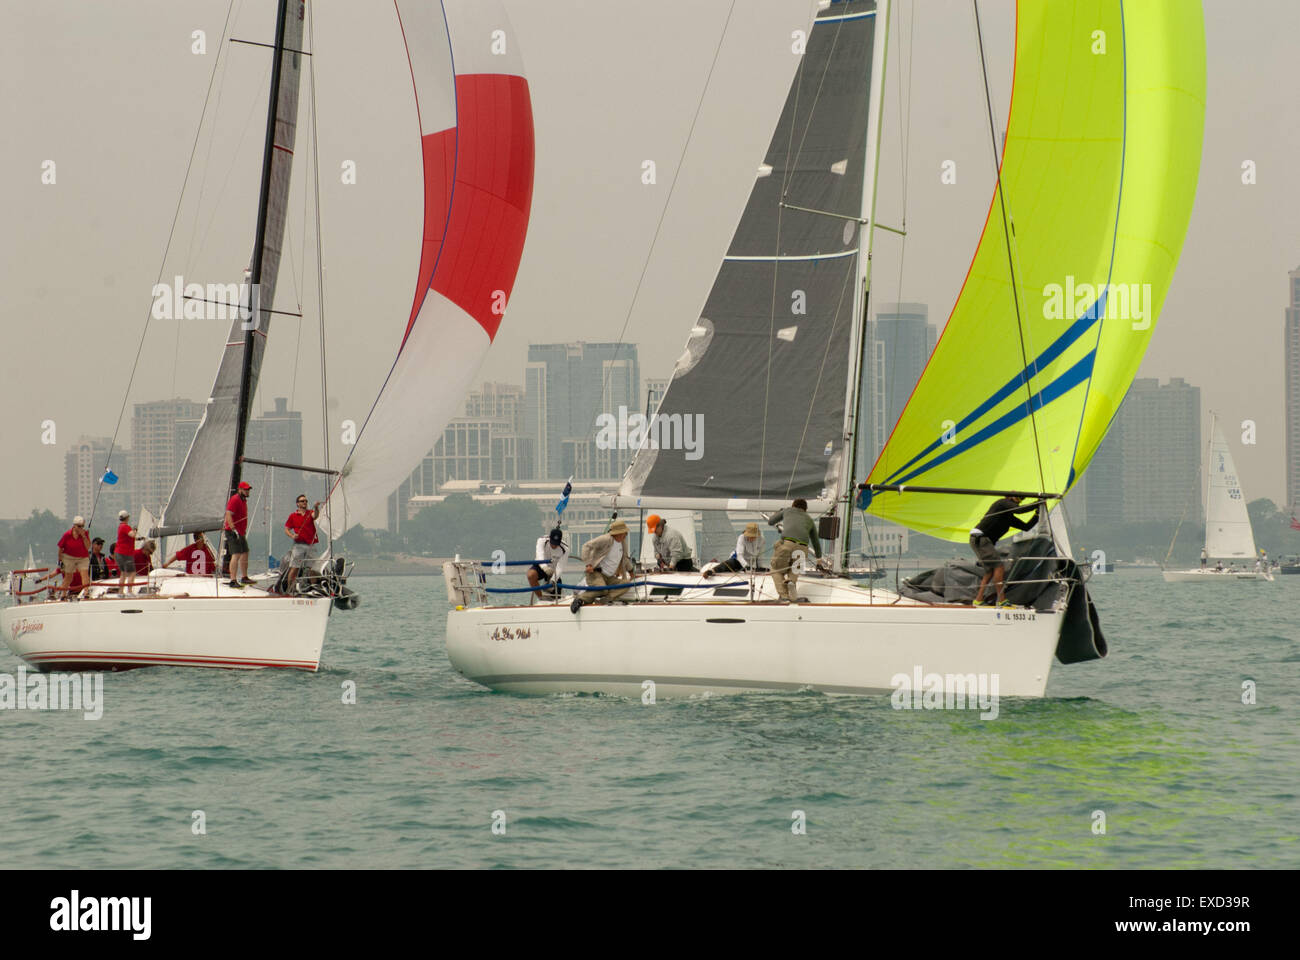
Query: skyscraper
1085,377,1201,525
860,302,936,471
524,342,640,481
244,397,306,556
65,436,130,525
1285,265,1300,511
130,398,205,516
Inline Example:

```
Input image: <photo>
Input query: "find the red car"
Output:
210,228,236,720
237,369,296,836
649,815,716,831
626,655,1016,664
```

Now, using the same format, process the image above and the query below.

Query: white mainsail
1204,421,1256,560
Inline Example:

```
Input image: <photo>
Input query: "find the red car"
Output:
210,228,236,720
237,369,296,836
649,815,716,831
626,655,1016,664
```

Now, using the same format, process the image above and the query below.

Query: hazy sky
2,0,1297,522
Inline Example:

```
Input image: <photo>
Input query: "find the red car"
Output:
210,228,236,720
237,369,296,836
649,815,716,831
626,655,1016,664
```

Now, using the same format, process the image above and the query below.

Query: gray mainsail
620,0,877,506
159,2,305,535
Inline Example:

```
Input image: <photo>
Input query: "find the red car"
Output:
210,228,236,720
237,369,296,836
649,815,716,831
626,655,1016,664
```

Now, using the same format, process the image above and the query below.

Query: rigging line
780,254,858,498
882,0,915,492
308,2,333,542
597,0,738,414
971,0,1047,498
89,0,239,532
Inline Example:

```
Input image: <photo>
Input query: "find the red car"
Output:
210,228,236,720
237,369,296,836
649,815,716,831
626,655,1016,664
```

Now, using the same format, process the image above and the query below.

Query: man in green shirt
767,498,822,602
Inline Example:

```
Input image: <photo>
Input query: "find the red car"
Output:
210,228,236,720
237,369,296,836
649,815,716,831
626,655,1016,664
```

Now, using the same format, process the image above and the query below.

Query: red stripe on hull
23,651,319,671
405,73,534,344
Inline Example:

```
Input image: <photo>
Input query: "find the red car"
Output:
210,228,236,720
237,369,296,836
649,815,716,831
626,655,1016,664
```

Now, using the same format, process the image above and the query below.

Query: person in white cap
115,509,141,592
57,516,92,598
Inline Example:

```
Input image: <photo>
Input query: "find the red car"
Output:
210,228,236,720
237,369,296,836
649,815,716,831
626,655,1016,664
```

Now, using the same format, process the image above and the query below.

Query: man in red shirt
57,516,92,598
114,509,140,592
165,532,217,576
224,480,253,589
284,494,322,591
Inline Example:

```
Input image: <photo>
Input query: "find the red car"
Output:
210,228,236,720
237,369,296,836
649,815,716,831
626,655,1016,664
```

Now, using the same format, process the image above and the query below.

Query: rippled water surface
2,570,1297,868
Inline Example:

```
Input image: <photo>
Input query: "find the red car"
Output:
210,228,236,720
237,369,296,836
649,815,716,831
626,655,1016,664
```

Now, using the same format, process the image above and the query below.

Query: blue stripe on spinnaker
882,301,1105,485
889,351,1097,487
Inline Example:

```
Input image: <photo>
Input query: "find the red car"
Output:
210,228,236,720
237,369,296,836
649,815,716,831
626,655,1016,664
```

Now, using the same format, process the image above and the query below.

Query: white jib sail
1204,422,1256,560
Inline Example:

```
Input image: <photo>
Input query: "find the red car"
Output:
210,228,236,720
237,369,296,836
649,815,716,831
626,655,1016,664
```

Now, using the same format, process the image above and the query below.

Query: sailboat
3,0,535,671
1162,414,1273,582
443,0,1206,698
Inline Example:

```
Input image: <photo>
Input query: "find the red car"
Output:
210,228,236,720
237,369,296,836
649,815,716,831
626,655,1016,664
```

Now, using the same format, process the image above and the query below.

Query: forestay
863,0,1206,541
620,0,878,506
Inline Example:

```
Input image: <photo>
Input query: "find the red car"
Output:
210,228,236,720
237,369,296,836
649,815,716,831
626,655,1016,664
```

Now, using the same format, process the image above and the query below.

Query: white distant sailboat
443,0,1207,698
1162,414,1273,582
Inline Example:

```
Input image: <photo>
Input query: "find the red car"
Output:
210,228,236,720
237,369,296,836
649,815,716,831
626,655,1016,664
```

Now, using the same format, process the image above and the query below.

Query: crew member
115,509,141,592
969,496,1042,607
572,519,635,613
56,516,92,598
89,537,113,581
649,514,695,572
224,480,253,588
166,532,216,576
284,494,321,591
767,499,824,602
703,522,764,578
528,528,568,600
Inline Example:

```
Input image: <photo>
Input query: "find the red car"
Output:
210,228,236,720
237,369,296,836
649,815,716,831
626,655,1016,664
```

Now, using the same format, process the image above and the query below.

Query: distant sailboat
443,0,1207,698
1162,414,1273,582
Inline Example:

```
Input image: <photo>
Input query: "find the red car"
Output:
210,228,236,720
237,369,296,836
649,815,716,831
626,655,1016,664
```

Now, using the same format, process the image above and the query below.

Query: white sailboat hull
444,572,1065,698
2,573,331,672
1161,567,1274,583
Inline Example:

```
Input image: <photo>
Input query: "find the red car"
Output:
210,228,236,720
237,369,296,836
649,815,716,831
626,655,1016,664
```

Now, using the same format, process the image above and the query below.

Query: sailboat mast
836,0,892,572
230,0,293,499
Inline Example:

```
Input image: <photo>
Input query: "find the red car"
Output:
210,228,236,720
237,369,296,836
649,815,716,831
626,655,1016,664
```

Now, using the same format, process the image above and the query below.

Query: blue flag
101,470,119,485
268,555,281,570
555,477,573,517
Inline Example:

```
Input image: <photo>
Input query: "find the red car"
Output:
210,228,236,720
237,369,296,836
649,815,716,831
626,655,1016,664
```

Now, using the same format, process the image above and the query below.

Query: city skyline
3,1,1298,519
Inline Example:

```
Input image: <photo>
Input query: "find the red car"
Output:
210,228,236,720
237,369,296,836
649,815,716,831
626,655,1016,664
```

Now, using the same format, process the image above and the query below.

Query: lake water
2,569,1296,868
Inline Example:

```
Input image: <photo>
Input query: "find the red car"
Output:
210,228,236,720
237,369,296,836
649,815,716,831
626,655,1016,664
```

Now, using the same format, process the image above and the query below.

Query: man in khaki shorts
57,516,92,598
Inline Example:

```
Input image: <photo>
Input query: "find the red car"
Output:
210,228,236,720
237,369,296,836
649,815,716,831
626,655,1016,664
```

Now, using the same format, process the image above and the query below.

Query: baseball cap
73,516,85,526
238,481,252,490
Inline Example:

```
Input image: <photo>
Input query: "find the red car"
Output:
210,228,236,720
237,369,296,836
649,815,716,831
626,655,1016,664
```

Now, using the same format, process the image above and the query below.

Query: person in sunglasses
284,494,322,592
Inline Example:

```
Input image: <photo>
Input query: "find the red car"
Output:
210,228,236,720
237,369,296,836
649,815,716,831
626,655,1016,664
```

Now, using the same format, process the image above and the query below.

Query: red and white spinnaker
326,0,534,534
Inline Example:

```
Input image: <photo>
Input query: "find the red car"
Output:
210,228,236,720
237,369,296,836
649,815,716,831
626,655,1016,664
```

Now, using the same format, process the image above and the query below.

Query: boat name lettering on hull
490,626,533,643
11,618,45,641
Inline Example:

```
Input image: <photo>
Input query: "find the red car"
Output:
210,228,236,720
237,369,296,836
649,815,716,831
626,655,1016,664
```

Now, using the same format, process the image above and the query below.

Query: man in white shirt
571,519,634,613
703,522,764,578
528,528,568,600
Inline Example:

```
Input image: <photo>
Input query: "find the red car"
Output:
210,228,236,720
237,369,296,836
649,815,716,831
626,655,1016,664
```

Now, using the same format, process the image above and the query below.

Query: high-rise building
65,436,131,525
391,384,534,531
1285,265,1300,510
1085,377,1201,525
524,342,640,481
244,397,306,556
130,398,205,515
860,302,936,471
644,378,670,417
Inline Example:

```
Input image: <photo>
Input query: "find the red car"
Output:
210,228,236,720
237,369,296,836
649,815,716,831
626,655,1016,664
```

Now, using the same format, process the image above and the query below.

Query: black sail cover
159,4,305,535
621,0,876,504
